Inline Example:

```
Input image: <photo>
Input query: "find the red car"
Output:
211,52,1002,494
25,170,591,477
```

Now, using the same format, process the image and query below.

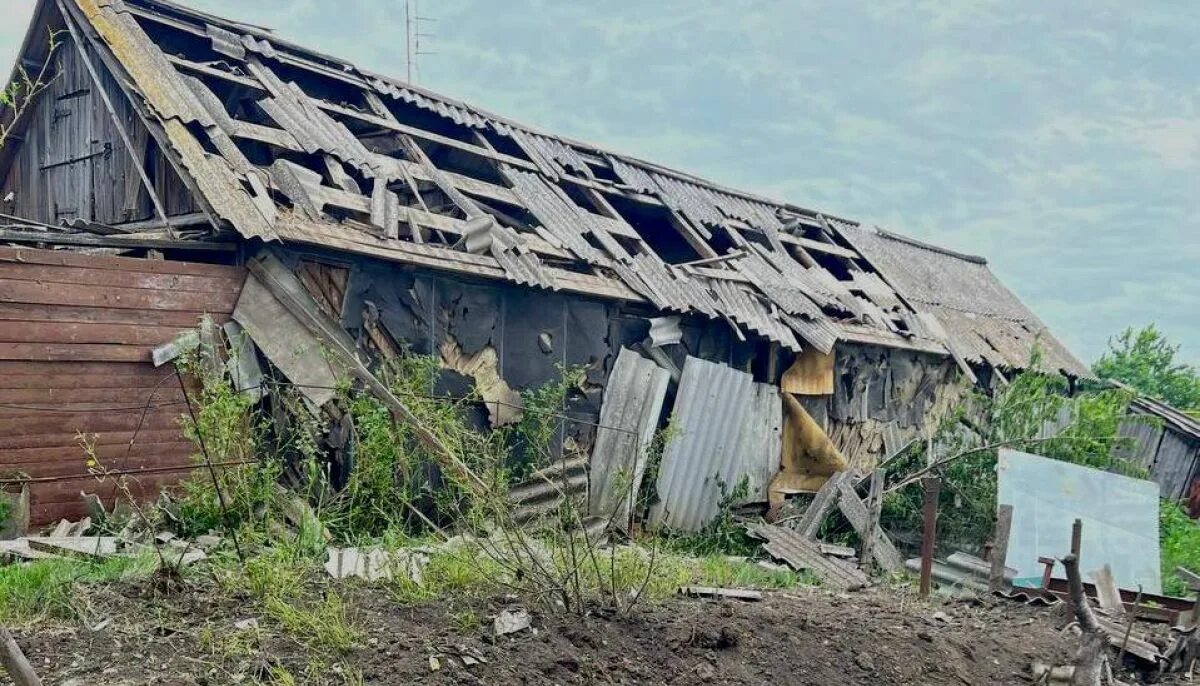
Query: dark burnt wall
279,246,967,472
823,343,965,469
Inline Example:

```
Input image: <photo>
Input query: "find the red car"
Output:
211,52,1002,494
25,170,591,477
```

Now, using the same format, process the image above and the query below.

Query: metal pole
918,476,941,598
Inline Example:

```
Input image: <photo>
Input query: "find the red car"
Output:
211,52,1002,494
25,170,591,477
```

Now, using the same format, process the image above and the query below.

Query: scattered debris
747,523,868,591
493,609,532,637
324,547,428,583
678,586,763,602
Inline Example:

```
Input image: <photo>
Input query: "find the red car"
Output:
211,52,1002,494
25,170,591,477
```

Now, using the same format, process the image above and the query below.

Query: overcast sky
3,0,1197,365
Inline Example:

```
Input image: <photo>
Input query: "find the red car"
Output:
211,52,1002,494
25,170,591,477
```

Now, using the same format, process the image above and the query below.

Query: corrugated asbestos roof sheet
649,357,782,532
842,225,1089,377
33,0,1079,375
1129,394,1200,441
747,523,868,591
588,348,671,523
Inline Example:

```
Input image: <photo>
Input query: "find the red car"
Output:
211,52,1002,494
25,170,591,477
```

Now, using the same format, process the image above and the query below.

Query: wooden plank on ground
837,479,904,573
1089,564,1126,618
678,587,764,602
793,469,852,539
990,504,1013,592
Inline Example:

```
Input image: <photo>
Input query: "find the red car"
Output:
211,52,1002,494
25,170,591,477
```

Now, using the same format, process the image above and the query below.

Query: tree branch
884,435,1118,495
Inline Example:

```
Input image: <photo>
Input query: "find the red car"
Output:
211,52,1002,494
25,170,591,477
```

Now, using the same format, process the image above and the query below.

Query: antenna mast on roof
405,0,437,84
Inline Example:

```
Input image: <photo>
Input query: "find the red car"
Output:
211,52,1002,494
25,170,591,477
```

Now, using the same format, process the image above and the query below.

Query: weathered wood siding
0,34,195,226
0,247,245,525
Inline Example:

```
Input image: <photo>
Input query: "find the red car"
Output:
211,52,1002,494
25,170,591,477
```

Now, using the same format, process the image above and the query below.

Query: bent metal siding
0,247,245,526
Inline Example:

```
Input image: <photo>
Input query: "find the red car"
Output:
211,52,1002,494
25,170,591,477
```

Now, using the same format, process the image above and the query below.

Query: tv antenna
405,0,437,84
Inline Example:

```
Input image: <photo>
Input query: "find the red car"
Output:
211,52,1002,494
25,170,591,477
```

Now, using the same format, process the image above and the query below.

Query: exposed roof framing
0,0,1086,373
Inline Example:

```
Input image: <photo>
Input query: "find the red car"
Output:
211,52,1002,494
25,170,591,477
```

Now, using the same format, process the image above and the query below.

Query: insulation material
648,357,782,531
781,348,835,395
998,448,1162,593
588,348,671,523
438,338,521,427
769,393,848,507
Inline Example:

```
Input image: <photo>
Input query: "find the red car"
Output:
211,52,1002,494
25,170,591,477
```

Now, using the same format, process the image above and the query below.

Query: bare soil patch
11,581,1077,685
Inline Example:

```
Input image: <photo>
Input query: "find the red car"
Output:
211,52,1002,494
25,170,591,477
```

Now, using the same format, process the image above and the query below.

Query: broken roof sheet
841,226,1089,377
3,0,1080,371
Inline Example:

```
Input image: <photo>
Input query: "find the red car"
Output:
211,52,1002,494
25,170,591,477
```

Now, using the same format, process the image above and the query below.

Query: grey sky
3,0,1197,365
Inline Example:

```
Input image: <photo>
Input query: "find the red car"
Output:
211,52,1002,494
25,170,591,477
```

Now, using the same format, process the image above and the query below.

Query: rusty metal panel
0,247,246,527
649,356,782,531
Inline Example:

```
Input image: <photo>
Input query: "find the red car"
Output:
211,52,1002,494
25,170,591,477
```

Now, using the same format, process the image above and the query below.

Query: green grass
1161,499,1200,596
0,553,157,622
264,592,360,653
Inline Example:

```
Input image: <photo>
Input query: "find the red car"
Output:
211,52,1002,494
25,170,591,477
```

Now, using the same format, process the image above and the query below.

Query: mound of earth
11,581,1081,685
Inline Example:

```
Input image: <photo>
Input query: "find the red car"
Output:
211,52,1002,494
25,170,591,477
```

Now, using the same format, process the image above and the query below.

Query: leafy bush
1094,325,1200,412
1160,500,1200,596
881,353,1139,551
174,341,280,538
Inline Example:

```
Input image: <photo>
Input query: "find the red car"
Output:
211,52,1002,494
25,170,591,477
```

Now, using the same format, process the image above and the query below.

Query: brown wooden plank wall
0,247,246,525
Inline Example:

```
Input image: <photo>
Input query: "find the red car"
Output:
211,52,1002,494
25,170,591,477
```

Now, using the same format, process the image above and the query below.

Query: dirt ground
10,579,1090,686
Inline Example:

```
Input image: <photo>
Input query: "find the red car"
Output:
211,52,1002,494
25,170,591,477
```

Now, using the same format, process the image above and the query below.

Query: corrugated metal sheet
649,357,782,531
842,224,1089,377
371,77,501,132
587,348,671,522
503,167,602,262
55,0,1083,374
0,247,246,526
608,156,658,195
509,455,588,522
747,523,868,591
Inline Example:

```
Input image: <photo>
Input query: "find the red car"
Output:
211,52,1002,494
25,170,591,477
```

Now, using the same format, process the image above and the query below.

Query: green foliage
505,364,585,480
0,553,157,623
664,476,757,557
1094,325,1200,412
881,354,1138,549
325,353,507,541
174,337,280,538
1160,500,1200,596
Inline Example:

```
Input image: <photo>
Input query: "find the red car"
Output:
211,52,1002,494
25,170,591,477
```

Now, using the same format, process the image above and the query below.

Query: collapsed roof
0,0,1089,378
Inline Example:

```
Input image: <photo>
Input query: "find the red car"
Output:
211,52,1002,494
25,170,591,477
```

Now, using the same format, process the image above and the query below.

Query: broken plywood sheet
234,270,343,408
769,393,848,508
588,347,671,524
649,357,782,531
781,348,835,395
998,449,1161,593
439,338,522,427
748,523,868,591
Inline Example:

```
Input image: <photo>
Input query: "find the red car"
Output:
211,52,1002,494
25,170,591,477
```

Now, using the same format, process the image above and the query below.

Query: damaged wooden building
0,0,1090,528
